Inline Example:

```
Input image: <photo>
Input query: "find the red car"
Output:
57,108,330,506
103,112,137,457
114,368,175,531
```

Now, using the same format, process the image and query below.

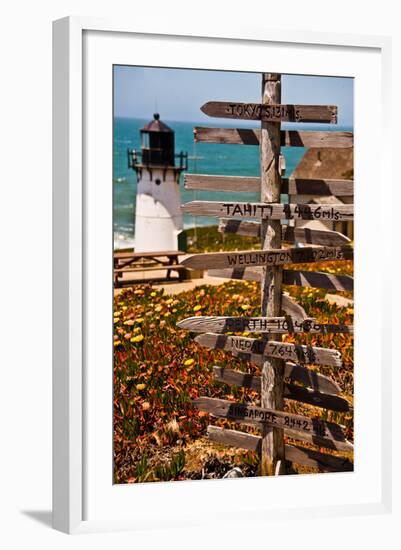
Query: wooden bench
114,250,188,287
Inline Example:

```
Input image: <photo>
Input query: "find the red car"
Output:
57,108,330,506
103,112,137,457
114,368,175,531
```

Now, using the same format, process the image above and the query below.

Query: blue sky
114,66,353,127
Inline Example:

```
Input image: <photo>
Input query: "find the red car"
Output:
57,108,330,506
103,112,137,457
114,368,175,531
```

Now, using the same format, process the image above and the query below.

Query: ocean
113,117,352,249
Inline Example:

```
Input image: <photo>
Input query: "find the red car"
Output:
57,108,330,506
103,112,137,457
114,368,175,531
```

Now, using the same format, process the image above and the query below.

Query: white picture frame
53,16,394,536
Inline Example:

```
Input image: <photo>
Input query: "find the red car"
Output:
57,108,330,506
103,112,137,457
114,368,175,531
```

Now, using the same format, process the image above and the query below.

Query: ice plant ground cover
113,259,353,483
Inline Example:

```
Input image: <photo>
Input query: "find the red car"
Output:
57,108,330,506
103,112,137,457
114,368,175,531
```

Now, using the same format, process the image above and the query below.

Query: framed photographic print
53,17,393,535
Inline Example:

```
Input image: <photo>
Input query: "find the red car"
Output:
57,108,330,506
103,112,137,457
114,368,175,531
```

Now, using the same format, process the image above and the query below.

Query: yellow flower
154,305,162,312
193,305,202,312
135,318,144,324
136,383,146,390
133,327,141,333
241,304,250,311
130,334,144,343
114,340,121,346
124,319,134,326
113,317,120,323
150,291,157,297
142,402,150,411
165,298,173,305
184,358,195,367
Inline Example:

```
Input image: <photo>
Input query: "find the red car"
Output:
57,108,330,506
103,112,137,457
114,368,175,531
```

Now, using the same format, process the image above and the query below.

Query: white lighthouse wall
134,168,183,252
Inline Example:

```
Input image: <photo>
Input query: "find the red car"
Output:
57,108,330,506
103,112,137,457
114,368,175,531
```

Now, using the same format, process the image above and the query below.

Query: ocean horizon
114,116,353,250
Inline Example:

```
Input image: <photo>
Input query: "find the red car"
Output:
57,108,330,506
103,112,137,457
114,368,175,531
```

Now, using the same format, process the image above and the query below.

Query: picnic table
113,250,188,287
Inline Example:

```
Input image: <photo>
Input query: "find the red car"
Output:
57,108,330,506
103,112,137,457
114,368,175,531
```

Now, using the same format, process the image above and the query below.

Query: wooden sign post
176,73,354,477
259,73,284,476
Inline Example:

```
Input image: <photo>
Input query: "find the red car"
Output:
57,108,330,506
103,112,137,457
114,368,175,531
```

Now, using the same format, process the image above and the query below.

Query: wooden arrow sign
212,367,350,412
219,219,351,245
207,267,354,291
207,426,353,472
193,397,347,446
185,174,354,197
182,201,353,221
201,102,337,123
181,246,353,270
194,333,342,367
194,127,354,148
178,316,353,335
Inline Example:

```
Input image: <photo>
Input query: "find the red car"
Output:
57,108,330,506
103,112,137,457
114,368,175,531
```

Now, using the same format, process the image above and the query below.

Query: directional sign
212,367,350,412
194,127,354,147
182,201,353,221
220,219,352,245
185,174,354,197
181,246,353,270
193,397,347,445
201,102,337,123
207,267,354,291
194,333,342,367
207,426,353,472
177,316,353,335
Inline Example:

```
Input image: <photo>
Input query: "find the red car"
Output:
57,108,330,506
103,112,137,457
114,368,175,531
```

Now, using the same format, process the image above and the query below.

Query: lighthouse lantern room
128,114,187,252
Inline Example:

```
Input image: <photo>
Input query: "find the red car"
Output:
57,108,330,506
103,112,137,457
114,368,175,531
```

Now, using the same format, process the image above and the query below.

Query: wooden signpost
182,246,353,270
185,174,354,197
182,201,353,221
194,333,343,367
212,367,350,412
177,316,353,335
207,267,354,291
201,101,337,123
177,72,354,476
218,219,352,245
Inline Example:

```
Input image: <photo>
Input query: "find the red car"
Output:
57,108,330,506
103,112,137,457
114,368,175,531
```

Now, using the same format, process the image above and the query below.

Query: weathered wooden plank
219,219,351,246
185,174,260,193
212,367,350,412
281,294,308,322
208,267,262,281
193,397,346,444
282,178,353,196
283,269,354,291
207,266,354,291
227,356,341,396
194,127,261,145
182,246,353,270
185,174,353,197
182,201,353,221
281,130,353,148
195,333,342,367
282,226,351,246
194,127,353,148
178,316,353,335
218,219,261,237
207,426,353,472
201,102,337,123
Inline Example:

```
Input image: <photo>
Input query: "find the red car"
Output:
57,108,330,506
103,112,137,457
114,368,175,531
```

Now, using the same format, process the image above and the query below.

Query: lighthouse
128,114,187,252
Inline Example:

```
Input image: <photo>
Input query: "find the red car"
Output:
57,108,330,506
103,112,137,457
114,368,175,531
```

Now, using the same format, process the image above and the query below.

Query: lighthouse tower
128,114,187,252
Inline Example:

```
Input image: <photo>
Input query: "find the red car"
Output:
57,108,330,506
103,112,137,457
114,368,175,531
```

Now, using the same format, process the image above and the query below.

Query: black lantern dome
128,113,188,175
139,113,175,166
